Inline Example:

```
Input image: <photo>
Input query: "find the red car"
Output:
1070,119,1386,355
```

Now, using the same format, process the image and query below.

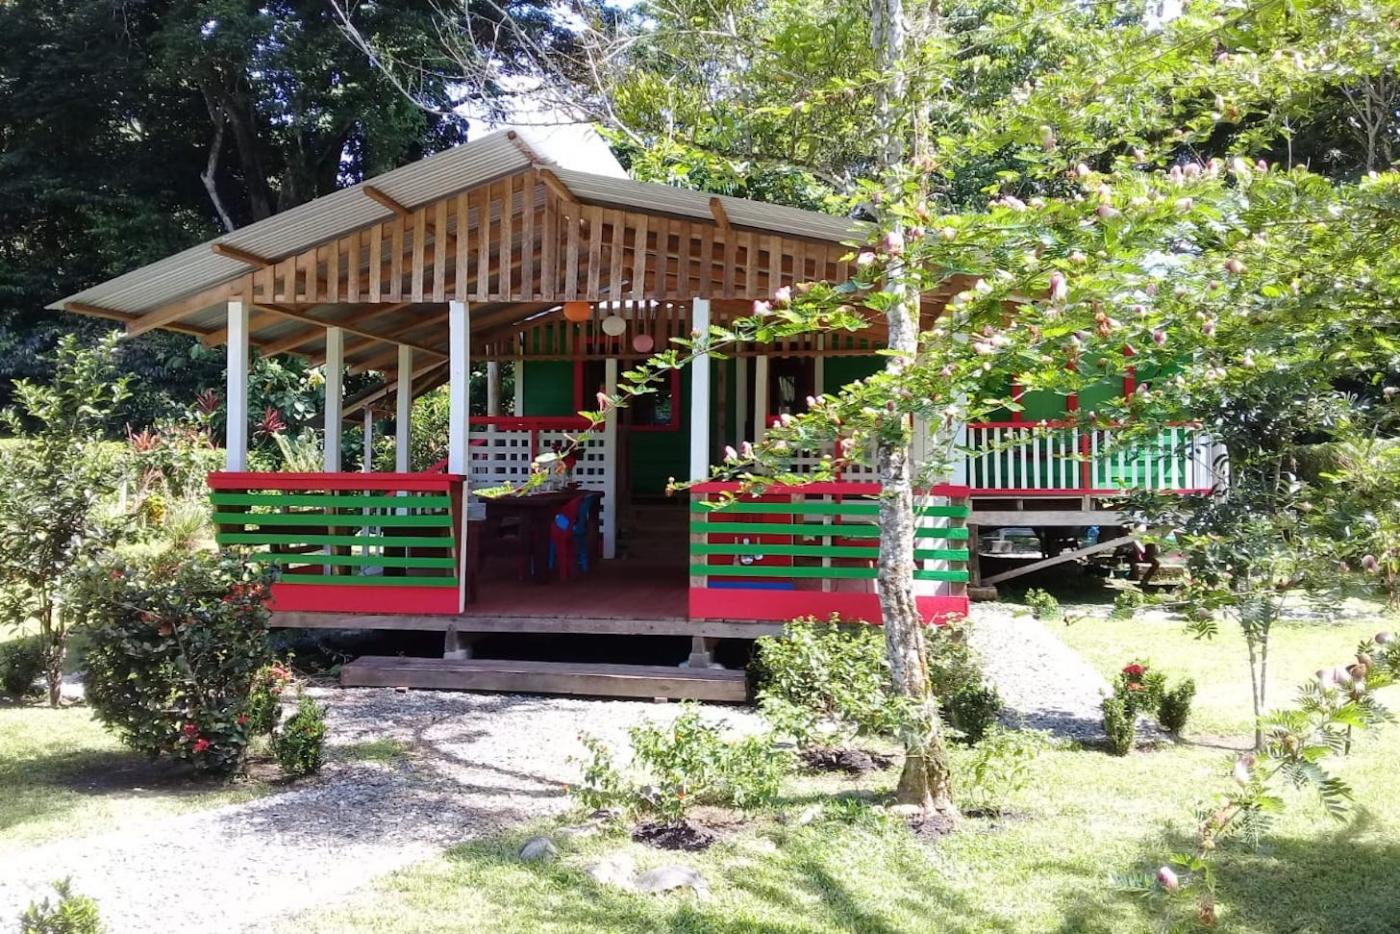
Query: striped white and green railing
688,481,971,624
208,471,465,614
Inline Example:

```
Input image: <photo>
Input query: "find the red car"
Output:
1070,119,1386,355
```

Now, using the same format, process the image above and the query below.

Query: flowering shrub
572,705,791,820
273,695,328,777
246,663,295,736
1113,659,1167,717
73,552,274,775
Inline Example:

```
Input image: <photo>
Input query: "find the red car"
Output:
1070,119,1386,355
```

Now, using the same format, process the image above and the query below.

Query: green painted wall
521,361,576,416
822,355,883,394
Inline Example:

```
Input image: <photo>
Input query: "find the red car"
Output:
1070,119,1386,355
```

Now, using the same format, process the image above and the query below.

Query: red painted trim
966,419,1198,429
1009,378,1024,424
970,487,1213,497
208,471,462,492
691,481,971,498
689,588,968,624
469,416,591,430
267,582,462,614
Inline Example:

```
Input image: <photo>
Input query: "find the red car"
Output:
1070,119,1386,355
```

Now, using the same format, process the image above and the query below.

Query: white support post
486,361,501,416
447,301,471,475
512,360,525,415
323,326,343,472
225,300,249,471
734,356,749,445
689,298,712,481
395,345,413,473
753,355,770,443
603,357,619,559
362,409,374,473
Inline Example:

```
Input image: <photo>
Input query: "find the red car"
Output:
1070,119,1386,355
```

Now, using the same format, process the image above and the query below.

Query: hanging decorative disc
563,301,592,322
632,333,655,353
600,314,627,336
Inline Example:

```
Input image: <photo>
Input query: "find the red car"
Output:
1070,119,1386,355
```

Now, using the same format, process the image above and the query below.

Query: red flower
1122,663,1146,677
182,723,199,738
193,738,210,754
108,569,124,581
236,714,248,726
1126,682,1145,692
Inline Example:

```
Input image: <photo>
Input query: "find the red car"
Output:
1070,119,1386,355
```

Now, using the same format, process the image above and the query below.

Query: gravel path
966,603,1111,740
0,690,760,934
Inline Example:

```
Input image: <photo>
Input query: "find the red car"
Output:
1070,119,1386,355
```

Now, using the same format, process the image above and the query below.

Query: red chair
547,495,585,581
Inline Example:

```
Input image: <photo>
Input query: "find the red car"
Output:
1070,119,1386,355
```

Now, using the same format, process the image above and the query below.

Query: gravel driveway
0,605,1105,932
0,690,760,934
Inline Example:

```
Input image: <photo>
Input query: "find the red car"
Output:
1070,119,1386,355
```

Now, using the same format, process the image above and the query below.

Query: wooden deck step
340,656,750,702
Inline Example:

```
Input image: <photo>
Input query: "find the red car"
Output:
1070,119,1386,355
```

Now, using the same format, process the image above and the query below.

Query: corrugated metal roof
49,125,860,325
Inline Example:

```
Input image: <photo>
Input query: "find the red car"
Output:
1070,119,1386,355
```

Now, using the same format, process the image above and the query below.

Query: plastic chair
547,495,585,581
573,492,602,573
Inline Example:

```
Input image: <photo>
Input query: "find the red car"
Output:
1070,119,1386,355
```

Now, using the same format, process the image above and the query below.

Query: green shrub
1157,678,1196,734
1024,588,1061,620
574,705,791,820
74,552,274,775
19,878,103,934
754,619,898,746
246,663,295,736
960,726,1052,815
1114,659,1166,717
274,695,328,777
1102,696,1136,756
1110,588,1147,620
947,683,1003,745
0,636,44,698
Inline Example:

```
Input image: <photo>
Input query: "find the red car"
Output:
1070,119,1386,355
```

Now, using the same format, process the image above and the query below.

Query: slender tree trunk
871,0,956,816
40,600,62,708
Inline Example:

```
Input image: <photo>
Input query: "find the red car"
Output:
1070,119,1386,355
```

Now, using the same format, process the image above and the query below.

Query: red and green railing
208,472,465,614
688,481,971,623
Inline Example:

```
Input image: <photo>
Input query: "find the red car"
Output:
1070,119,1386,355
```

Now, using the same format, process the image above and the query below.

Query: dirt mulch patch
800,747,896,775
631,818,721,852
907,810,959,841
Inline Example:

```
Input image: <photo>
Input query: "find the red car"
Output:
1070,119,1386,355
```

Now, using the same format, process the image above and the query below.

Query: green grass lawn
285,608,1400,934
0,705,263,850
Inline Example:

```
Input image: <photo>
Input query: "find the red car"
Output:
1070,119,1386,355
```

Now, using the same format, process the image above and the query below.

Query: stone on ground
518,836,558,862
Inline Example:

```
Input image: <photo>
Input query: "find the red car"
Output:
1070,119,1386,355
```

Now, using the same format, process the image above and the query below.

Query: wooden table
479,489,593,584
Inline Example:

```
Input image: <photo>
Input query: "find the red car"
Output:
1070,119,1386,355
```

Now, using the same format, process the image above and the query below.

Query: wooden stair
340,655,749,701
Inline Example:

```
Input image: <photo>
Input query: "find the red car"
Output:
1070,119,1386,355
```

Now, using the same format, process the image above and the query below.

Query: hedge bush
0,636,44,698
274,695,328,777
74,552,274,775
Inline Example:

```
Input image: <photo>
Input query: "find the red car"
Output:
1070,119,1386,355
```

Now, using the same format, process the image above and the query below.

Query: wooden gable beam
126,278,247,337
212,242,271,268
708,197,731,231
364,185,412,220
65,301,213,340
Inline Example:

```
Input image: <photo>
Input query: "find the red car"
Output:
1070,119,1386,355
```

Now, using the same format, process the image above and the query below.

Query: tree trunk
40,601,62,708
871,0,956,817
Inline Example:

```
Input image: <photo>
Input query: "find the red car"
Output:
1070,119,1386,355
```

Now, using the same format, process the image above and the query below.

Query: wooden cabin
51,126,1221,699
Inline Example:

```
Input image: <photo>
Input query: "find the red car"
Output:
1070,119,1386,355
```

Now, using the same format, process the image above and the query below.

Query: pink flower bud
773,285,792,305
1225,258,1245,275
1232,755,1254,785
1049,271,1068,302
724,445,738,460
596,392,609,408
753,300,772,315
1152,329,1167,347
1361,554,1379,573
741,441,754,458
1175,197,1194,213
1076,163,1092,178
882,231,905,255
1096,204,1121,219
1157,866,1180,892
856,251,876,267
1184,163,1202,179
1169,164,1184,185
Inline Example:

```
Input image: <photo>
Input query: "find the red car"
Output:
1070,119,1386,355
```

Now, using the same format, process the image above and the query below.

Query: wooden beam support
65,302,212,340
127,280,243,337
249,303,445,359
980,534,1132,587
708,197,731,231
212,242,271,269
363,185,412,220
537,168,573,204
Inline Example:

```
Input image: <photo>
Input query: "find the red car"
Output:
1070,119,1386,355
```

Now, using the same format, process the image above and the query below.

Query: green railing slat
913,569,970,582
695,501,880,516
913,548,970,561
693,543,879,559
690,521,968,540
917,505,971,518
276,575,458,588
216,533,451,549
690,520,878,537
213,512,451,528
689,563,877,580
211,492,451,509
251,553,457,570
